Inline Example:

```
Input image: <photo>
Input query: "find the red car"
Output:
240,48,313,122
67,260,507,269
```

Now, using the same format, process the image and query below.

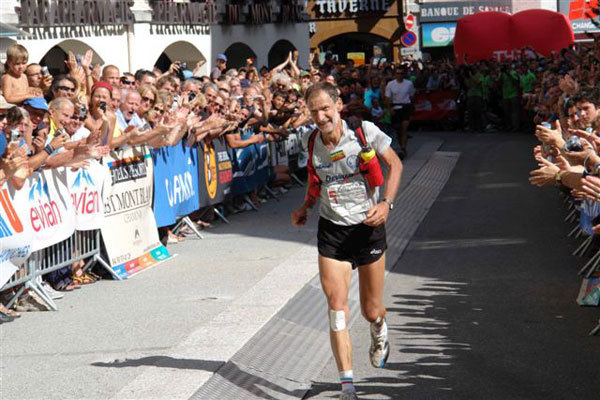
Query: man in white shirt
385,67,415,159
291,82,403,400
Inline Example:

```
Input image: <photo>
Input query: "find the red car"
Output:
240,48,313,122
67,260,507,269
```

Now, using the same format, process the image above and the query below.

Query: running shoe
369,318,390,368
339,390,359,400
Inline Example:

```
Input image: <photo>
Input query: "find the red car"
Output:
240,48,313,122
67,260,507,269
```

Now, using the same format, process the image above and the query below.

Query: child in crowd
1,44,40,104
370,97,384,122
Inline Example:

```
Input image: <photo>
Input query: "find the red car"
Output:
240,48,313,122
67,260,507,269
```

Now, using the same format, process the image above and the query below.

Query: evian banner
26,169,77,252
66,160,110,231
0,184,33,287
101,146,172,279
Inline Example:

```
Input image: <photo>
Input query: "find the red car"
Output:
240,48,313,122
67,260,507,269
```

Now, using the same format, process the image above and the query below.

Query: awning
0,22,31,38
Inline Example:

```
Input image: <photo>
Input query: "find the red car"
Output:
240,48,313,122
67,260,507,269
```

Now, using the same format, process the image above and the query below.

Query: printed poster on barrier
231,129,259,195
66,160,110,231
0,183,33,287
26,169,77,252
577,273,600,306
101,146,172,279
198,138,232,206
254,139,271,187
152,141,200,227
412,91,458,121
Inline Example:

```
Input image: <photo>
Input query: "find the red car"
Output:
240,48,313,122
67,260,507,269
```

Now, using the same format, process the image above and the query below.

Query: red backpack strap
354,124,368,148
305,128,321,206
307,128,319,166
346,118,368,148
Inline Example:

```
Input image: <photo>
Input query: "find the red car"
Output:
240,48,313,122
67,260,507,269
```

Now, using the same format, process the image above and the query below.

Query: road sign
400,31,417,47
401,48,419,56
404,14,415,31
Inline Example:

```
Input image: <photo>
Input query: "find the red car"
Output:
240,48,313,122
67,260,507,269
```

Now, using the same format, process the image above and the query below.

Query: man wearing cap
211,53,228,81
22,97,49,128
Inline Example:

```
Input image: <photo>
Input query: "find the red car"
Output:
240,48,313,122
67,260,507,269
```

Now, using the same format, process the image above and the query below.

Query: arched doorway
223,42,257,70
318,33,392,66
268,39,296,69
155,41,206,74
39,40,104,76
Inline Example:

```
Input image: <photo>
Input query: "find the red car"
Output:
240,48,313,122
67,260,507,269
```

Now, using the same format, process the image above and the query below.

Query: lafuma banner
0,184,33,287
101,146,172,279
26,169,77,252
66,160,111,231
152,141,200,227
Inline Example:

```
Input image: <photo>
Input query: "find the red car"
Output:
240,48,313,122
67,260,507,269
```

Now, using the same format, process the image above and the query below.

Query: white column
130,0,153,23
0,0,20,25
128,0,153,72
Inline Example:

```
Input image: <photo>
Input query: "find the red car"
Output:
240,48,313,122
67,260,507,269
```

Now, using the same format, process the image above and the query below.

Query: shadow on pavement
91,356,224,371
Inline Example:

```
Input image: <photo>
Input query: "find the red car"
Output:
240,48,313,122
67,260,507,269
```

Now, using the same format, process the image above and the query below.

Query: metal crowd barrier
0,230,104,311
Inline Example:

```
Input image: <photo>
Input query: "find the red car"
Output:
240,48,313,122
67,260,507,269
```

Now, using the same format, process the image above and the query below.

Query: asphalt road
306,132,600,400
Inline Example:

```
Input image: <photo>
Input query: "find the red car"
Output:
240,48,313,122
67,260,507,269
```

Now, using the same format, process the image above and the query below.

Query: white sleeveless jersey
302,120,392,226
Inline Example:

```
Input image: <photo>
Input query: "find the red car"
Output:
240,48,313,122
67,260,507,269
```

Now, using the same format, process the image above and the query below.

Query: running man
385,66,415,159
292,82,403,400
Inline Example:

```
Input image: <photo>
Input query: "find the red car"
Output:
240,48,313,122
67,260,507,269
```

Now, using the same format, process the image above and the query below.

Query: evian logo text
71,169,100,216
29,177,62,232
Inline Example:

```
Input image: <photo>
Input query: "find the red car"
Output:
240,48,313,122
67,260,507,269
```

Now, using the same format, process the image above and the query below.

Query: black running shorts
391,104,413,123
317,217,387,269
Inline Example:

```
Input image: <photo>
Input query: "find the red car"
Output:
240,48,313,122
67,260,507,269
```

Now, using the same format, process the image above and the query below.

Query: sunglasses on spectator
57,85,76,92
121,79,135,86
0,113,6,121
153,106,164,113
142,96,155,104
70,114,86,121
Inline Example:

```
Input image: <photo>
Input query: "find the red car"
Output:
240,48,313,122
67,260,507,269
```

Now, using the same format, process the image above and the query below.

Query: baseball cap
216,53,228,62
299,70,310,77
23,97,49,112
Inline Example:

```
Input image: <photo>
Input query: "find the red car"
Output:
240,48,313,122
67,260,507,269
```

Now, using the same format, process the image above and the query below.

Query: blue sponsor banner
231,128,260,195
231,128,274,195
152,141,200,227
422,22,456,48
253,139,272,188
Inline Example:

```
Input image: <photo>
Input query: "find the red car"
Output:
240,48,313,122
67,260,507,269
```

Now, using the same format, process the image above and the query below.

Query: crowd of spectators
2,36,599,321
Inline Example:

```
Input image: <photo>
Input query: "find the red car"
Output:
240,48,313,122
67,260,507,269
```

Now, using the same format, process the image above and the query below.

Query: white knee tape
329,309,346,331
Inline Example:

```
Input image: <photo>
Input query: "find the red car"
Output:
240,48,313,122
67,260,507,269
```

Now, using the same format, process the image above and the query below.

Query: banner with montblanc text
152,141,200,227
101,146,172,279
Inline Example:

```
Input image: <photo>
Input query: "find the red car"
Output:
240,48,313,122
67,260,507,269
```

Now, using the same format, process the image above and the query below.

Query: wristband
584,154,591,172
554,170,564,184
44,144,54,155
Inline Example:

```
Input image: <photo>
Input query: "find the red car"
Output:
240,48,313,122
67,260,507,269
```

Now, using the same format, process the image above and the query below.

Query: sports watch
381,198,394,210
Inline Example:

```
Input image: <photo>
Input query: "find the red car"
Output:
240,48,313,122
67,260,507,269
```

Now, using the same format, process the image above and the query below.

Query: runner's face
308,90,341,136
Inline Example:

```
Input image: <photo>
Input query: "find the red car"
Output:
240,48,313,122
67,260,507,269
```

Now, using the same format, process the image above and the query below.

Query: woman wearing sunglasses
49,75,78,101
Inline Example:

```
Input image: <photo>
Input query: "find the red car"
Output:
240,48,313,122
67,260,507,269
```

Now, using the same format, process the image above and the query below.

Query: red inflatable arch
454,9,574,64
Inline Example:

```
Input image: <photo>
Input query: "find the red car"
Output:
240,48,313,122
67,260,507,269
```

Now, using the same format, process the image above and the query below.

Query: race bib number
327,181,371,217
